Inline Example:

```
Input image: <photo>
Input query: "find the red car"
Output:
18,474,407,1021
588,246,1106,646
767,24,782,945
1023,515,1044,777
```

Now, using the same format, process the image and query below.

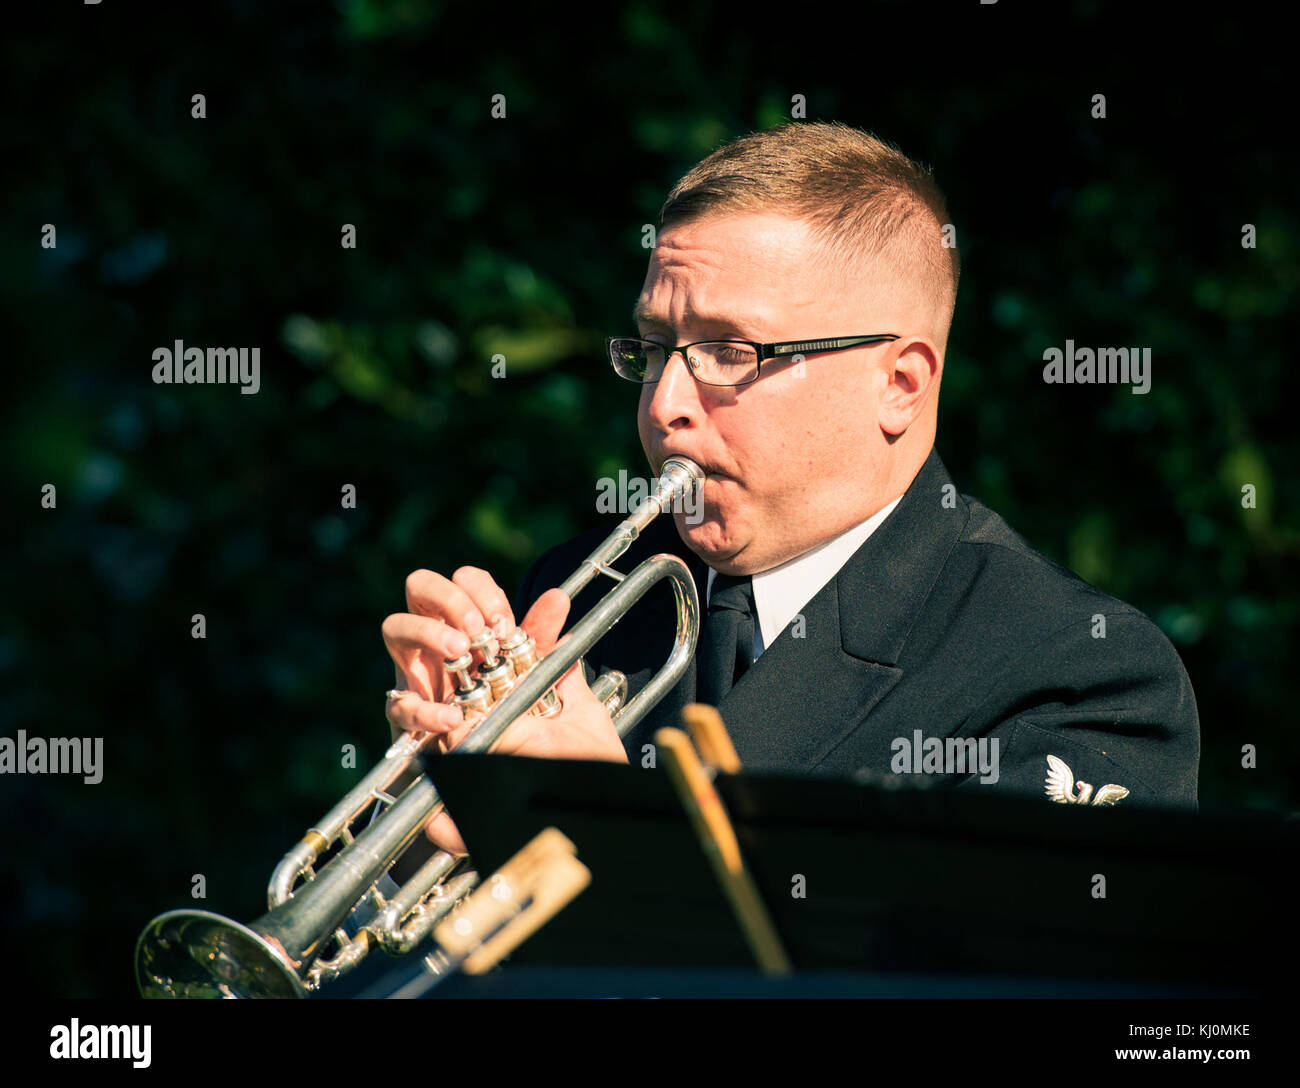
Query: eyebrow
631,301,767,337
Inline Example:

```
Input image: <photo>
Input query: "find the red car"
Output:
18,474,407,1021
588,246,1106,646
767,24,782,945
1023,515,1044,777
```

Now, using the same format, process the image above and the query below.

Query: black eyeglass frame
606,334,901,387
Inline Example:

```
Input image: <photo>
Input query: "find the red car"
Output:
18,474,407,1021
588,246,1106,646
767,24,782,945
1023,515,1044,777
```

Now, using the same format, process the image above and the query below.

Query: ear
879,337,941,436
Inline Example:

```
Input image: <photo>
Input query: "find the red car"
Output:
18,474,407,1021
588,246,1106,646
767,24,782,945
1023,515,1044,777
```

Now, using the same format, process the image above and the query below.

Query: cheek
748,384,824,455
717,401,788,489
635,392,654,454
742,380,862,483
797,374,868,439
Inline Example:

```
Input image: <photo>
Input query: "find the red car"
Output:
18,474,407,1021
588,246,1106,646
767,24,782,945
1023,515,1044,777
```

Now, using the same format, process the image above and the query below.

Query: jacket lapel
716,579,902,770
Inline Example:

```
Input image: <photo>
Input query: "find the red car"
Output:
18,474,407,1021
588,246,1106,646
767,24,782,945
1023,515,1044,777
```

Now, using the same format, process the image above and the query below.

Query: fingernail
448,632,470,655
491,613,511,636
386,689,414,701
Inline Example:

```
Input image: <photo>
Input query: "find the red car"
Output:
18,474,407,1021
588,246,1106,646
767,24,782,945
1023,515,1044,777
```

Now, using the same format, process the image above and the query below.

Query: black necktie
697,572,756,706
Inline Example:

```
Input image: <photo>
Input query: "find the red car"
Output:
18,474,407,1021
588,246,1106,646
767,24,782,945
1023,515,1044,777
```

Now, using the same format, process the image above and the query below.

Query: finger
521,587,571,655
423,809,468,856
382,612,473,659
385,691,466,736
382,613,473,699
492,711,542,757
550,648,611,722
552,649,595,704
390,652,437,704
438,710,487,752
451,566,515,639
490,641,589,754
404,569,487,634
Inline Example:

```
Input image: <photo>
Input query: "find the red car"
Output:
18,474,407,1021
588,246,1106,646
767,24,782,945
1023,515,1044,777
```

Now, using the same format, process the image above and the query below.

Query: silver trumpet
135,457,704,998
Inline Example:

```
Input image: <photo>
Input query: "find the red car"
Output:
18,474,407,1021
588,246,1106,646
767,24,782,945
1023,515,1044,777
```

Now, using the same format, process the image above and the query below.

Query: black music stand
339,754,1296,998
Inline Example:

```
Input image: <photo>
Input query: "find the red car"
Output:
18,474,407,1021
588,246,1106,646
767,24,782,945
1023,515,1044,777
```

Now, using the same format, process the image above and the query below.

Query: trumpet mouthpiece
657,456,704,499
644,457,703,520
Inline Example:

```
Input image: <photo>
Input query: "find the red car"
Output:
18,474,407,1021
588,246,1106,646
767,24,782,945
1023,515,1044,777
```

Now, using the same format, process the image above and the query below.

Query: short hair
658,122,959,348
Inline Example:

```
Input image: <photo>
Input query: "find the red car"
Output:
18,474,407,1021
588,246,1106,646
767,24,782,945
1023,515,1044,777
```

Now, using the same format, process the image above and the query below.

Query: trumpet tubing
135,457,704,998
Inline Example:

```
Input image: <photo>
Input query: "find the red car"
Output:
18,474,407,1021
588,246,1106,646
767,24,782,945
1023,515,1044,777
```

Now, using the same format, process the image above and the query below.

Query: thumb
423,809,468,856
520,587,572,655
552,638,596,704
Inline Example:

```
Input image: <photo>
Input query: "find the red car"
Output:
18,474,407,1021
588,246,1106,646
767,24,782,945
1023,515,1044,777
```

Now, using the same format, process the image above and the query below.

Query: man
382,122,1199,855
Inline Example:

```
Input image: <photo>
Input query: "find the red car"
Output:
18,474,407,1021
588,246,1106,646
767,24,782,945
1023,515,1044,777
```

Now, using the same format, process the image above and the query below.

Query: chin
673,512,742,565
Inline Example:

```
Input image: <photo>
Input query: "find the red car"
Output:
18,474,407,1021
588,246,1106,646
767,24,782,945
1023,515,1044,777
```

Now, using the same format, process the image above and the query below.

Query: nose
643,348,703,434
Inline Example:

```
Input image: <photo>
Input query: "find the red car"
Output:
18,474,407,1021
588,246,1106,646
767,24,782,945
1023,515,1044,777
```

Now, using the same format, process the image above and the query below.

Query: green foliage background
2,1,1295,996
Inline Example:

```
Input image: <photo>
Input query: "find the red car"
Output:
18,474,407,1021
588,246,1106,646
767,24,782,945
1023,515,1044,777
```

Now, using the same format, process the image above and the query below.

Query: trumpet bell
135,909,308,999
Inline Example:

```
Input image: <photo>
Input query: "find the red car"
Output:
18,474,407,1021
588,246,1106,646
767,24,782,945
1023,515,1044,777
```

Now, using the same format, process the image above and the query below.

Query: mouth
658,454,725,481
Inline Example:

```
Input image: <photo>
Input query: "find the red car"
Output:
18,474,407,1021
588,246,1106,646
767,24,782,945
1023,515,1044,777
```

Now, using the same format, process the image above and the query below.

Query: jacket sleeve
512,549,551,619
956,609,1200,810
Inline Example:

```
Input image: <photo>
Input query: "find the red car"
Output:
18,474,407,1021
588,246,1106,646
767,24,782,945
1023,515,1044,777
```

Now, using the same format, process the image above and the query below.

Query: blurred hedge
2,1,1295,996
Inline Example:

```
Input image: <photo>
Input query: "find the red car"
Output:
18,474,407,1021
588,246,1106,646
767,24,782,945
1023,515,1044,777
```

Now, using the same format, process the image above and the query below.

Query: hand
382,567,628,855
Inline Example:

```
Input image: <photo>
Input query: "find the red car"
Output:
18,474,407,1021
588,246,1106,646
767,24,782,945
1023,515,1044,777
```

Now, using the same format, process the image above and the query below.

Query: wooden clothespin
655,705,791,975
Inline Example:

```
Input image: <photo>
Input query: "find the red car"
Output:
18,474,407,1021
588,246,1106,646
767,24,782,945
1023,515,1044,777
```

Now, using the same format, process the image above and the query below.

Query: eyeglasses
607,334,900,388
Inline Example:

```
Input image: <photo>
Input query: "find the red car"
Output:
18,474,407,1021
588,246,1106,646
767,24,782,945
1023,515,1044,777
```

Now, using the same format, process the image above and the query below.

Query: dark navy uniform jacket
514,447,1199,810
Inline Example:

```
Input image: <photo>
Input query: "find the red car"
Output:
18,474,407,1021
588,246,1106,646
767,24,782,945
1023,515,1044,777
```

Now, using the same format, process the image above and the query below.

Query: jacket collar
834,446,968,666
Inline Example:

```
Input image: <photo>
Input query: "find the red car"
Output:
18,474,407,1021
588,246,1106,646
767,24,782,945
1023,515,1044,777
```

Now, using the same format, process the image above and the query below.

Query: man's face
634,212,928,574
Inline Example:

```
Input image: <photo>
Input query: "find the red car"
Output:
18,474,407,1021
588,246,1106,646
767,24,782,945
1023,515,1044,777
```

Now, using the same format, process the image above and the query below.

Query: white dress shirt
706,498,902,658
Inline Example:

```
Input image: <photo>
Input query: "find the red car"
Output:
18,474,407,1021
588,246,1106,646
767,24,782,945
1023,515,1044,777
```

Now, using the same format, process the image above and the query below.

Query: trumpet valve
533,689,563,718
499,627,536,672
476,657,515,702
468,627,501,669
590,669,629,715
499,628,560,715
446,652,492,717
451,681,492,718
466,625,514,700
445,651,477,693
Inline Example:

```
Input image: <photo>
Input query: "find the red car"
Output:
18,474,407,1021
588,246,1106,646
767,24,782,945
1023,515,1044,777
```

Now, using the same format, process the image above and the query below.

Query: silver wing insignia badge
1045,754,1130,806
